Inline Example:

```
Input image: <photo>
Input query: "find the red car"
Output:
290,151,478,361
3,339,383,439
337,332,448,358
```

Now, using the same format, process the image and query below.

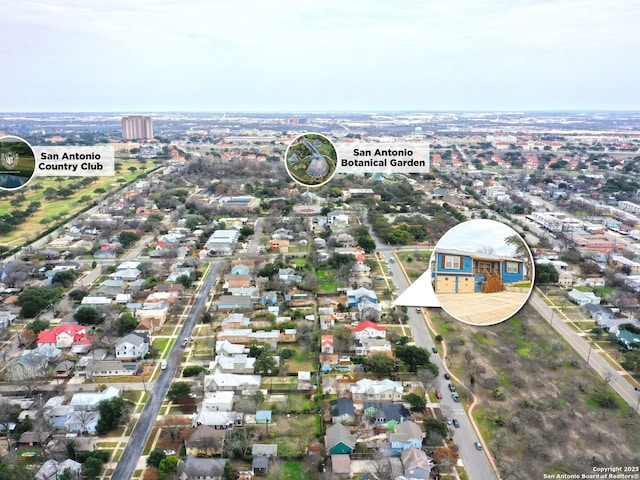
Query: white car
160,361,167,370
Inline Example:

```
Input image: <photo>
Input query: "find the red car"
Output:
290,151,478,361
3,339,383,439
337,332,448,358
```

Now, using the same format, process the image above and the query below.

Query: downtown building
121,115,154,140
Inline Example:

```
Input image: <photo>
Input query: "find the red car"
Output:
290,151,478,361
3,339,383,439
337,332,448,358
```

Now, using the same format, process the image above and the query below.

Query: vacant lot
431,306,640,479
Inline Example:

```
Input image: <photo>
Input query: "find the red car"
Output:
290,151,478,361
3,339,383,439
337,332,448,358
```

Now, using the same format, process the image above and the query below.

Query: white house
350,379,403,402
115,332,149,360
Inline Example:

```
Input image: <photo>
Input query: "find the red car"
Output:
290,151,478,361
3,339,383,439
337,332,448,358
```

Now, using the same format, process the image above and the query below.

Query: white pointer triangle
392,268,441,307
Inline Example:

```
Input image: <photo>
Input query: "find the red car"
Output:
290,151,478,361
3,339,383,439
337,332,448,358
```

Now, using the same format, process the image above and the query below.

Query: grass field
0,158,159,245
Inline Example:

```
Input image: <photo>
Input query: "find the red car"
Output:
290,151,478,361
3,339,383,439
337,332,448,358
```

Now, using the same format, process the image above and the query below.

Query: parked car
415,307,421,313
163,449,176,455
160,361,167,370
452,393,460,402
474,442,483,451
435,390,443,399
444,373,451,380
181,338,188,347
448,383,456,392
445,416,452,425
432,347,438,354
452,419,460,428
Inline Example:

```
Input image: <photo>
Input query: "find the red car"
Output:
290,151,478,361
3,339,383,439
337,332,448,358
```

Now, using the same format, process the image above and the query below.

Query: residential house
321,335,334,354
65,410,100,434
217,295,252,311
618,329,640,349
215,340,247,356
53,360,75,378
224,274,252,289
6,352,50,381
382,420,424,456
350,321,386,340
201,391,235,412
210,354,256,374
355,338,392,357
37,325,89,349
326,423,357,455
178,455,228,480
86,360,138,378
278,268,302,284
319,307,335,330
401,448,434,480
36,459,83,480
109,268,141,281
433,248,526,294
351,379,403,402
363,402,412,430
185,425,226,457
252,444,277,474
568,289,601,306
347,287,378,308
115,332,150,360
135,301,170,331
203,372,261,392
220,313,251,330
70,386,120,411
330,397,355,425
0,310,17,329
193,410,243,429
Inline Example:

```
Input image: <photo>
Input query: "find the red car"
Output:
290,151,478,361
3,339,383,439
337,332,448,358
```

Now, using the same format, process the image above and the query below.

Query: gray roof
330,397,355,418
326,423,356,449
180,455,227,478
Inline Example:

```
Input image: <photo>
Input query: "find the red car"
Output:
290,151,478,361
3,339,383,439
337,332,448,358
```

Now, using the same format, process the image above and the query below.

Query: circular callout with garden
429,219,535,326
284,133,338,187
0,136,36,190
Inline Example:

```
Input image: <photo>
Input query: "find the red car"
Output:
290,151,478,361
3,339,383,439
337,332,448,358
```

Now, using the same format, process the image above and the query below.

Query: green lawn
282,461,303,480
0,158,159,245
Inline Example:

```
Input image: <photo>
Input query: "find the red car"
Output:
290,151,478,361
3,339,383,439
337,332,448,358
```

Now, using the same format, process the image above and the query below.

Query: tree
83,456,104,479
404,392,426,411
363,352,395,377
16,286,64,318
183,365,206,377
433,446,459,469
423,418,448,439
0,401,21,450
177,274,193,288
51,269,77,287
26,318,50,334
224,460,234,480
167,382,191,403
68,289,89,302
158,456,179,478
73,306,101,325
395,345,431,372
254,350,277,376
114,313,138,336
97,397,129,435
147,448,167,468
118,231,141,248
535,263,558,284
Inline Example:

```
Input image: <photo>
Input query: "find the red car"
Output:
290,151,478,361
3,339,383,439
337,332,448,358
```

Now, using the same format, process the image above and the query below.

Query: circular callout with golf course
0,136,36,190
429,219,535,326
284,133,338,187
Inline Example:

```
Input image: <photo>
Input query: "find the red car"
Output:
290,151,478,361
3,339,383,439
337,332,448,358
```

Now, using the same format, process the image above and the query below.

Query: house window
443,255,461,270
505,261,520,274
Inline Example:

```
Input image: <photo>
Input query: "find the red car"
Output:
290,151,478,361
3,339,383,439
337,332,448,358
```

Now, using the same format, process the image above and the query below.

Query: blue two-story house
432,248,525,294
382,420,424,456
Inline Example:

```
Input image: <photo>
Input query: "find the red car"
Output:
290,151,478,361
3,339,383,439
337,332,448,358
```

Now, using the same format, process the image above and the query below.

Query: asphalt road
385,257,498,480
111,260,223,479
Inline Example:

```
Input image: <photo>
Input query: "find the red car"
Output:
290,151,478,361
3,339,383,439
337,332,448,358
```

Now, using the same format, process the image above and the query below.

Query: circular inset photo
430,219,534,326
284,133,338,187
0,136,36,190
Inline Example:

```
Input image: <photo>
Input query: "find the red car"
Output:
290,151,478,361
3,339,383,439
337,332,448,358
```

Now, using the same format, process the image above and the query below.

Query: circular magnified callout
429,219,535,326
0,136,36,190
284,133,338,187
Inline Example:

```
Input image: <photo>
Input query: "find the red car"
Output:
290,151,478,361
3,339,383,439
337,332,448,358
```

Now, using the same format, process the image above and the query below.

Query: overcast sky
1,0,638,112
435,219,528,257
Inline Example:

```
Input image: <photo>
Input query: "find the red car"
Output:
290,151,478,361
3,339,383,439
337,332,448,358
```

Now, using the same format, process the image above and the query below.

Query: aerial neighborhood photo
0,1,639,480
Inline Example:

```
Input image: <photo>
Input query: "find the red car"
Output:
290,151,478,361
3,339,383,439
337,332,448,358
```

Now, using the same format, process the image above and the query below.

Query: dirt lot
431,305,640,479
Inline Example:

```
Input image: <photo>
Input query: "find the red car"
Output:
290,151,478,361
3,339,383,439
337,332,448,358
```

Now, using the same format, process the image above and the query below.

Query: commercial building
121,116,154,140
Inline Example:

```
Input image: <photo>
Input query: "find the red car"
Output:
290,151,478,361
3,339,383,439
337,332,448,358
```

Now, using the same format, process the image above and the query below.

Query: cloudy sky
435,219,529,257
1,0,638,112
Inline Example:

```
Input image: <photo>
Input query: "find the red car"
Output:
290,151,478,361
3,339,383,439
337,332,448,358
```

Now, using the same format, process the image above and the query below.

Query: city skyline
1,0,639,112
